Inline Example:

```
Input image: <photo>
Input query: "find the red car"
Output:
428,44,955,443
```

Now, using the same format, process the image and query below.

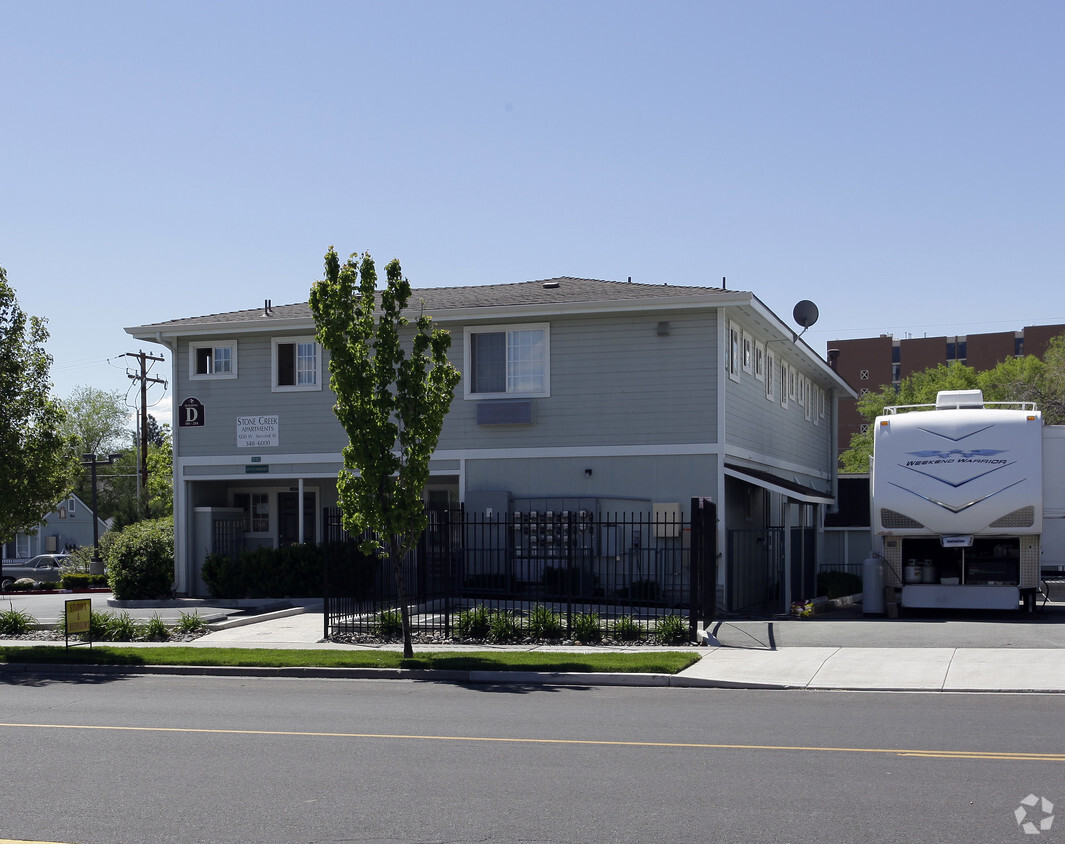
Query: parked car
1,553,71,589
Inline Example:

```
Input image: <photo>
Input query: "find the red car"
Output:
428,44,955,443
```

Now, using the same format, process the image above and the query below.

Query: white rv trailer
871,389,1045,611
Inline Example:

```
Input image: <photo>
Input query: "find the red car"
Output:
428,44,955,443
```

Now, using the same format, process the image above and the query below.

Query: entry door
278,492,317,546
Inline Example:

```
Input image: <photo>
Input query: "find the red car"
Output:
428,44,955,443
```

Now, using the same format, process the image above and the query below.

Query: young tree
0,265,79,542
310,247,460,657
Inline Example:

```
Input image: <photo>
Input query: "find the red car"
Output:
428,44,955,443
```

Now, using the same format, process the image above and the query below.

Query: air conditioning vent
989,507,1035,529
881,509,923,530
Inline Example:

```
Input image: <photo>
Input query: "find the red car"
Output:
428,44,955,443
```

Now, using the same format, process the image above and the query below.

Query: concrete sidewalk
4,597,1064,692
158,605,1065,692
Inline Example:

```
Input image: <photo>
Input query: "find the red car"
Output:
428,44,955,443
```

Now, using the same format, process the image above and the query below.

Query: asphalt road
0,674,1061,843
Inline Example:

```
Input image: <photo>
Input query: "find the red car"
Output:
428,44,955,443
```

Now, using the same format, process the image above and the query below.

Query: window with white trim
233,492,271,534
190,342,237,380
755,342,765,382
68,496,76,516
464,324,549,398
272,337,321,391
742,331,753,374
779,361,789,409
765,350,775,400
727,321,741,381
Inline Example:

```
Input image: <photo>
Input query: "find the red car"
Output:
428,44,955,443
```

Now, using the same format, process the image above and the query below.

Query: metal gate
726,528,785,614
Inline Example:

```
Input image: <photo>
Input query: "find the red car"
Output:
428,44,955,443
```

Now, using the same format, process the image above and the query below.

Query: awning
724,464,835,505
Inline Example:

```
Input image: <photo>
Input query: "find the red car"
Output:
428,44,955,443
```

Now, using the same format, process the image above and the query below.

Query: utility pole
122,351,167,509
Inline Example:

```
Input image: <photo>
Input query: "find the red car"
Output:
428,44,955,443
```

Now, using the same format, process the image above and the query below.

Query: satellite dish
793,300,819,331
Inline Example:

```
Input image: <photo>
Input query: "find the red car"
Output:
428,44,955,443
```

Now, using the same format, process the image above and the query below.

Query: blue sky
2,1,1062,427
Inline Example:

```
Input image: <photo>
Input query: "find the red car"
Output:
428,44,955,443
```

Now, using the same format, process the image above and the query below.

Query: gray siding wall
174,333,348,457
174,311,720,459
465,454,720,511
722,323,833,482
440,310,719,451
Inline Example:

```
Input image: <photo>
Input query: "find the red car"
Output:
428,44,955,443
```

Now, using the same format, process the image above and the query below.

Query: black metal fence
324,501,718,641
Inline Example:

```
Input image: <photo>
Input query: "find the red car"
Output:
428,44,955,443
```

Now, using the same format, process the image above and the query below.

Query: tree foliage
0,265,79,542
841,335,1065,472
145,423,173,517
310,247,461,657
61,385,131,457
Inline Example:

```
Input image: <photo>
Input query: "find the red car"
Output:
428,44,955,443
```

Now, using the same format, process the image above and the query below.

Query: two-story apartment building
126,276,855,609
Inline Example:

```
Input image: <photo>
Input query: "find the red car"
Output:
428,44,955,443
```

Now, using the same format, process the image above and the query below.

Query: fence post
689,497,717,640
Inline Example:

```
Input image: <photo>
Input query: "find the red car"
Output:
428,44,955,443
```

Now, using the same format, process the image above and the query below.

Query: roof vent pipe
263,299,272,317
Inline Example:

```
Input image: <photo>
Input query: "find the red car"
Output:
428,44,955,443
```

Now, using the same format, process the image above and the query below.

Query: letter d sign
179,397,205,428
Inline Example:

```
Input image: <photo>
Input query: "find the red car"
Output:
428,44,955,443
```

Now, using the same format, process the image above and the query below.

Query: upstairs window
465,324,549,398
273,337,321,391
190,342,237,380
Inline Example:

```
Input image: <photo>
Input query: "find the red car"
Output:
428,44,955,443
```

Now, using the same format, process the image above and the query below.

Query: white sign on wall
236,415,279,448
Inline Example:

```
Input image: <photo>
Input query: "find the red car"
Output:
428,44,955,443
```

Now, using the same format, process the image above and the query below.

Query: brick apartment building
827,324,1065,464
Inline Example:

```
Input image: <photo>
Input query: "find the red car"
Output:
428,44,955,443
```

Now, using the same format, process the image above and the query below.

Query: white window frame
765,349,775,400
754,342,765,382
779,361,789,409
190,341,238,380
232,490,272,537
804,378,814,421
741,331,753,375
463,323,550,399
727,321,741,382
15,532,32,558
68,496,76,516
272,336,321,392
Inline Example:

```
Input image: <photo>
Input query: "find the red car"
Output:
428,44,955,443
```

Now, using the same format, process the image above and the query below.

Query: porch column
298,477,305,543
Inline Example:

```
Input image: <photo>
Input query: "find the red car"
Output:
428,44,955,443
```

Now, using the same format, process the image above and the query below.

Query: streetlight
81,453,121,575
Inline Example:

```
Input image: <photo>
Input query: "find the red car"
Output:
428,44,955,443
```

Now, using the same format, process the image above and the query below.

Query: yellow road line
1,722,1062,762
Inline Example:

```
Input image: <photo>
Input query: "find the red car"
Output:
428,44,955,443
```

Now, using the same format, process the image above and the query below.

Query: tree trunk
390,534,414,658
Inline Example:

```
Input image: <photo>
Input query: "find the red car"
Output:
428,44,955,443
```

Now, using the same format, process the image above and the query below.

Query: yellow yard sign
65,598,92,647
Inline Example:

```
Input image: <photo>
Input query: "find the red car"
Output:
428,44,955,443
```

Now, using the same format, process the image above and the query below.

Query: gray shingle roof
129,276,742,331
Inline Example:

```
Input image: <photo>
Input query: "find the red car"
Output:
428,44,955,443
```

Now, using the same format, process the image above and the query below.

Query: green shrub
654,614,689,644
176,611,207,633
488,610,519,643
0,605,36,636
816,570,863,599
612,616,644,641
528,604,564,639
457,605,492,638
60,572,109,590
202,541,374,599
105,518,174,600
142,614,169,641
201,553,243,599
372,610,404,638
572,612,602,643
